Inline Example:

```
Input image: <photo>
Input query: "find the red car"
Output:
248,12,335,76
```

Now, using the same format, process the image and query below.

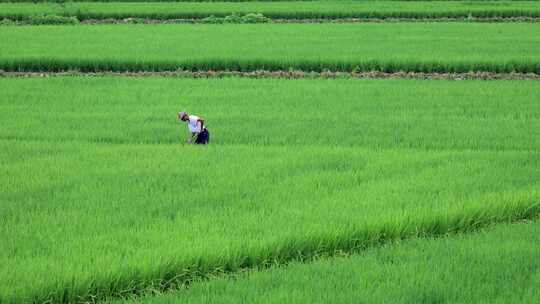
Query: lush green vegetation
1,77,539,303
1,23,540,73
2,1,540,20
2,77,539,149
2,0,538,301
114,220,540,304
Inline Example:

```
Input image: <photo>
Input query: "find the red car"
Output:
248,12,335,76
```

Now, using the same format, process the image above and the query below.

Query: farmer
178,111,210,144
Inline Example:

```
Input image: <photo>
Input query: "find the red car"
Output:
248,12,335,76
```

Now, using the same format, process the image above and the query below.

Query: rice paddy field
2,23,540,73
112,220,540,304
1,0,540,303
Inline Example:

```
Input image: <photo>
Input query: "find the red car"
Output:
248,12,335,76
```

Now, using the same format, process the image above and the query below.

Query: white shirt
187,115,203,133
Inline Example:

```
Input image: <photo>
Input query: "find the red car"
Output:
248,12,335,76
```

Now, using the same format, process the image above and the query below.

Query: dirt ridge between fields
83,16,540,24
2,70,540,80
2,16,540,25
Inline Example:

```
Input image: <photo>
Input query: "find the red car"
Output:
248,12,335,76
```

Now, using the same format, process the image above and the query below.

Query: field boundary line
2,70,540,80
2,57,539,74
2,136,539,154
2,16,540,25
3,0,540,2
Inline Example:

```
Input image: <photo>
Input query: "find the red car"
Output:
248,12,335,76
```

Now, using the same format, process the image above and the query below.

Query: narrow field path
2,70,540,80
3,16,540,25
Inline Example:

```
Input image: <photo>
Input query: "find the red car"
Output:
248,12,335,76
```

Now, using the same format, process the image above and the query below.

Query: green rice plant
1,77,538,150
0,18,15,25
112,220,540,304
1,77,539,302
201,13,270,23
27,14,79,24
1,1,540,21
223,12,243,22
200,14,223,23
2,140,538,303
1,23,539,73
241,13,270,23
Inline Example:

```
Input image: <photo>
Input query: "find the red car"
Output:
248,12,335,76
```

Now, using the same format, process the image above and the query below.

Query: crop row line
3,11,540,22
3,0,540,2
2,59,540,74
3,16,540,25
2,70,540,80
2,136,539,156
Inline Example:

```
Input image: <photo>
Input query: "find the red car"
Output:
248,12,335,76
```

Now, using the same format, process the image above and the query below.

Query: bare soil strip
2,70,539,80
86,16,540,24
3,16,540,25
105,17,540,24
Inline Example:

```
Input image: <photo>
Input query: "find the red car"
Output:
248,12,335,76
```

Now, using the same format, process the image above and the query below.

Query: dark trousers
195,129,210,144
